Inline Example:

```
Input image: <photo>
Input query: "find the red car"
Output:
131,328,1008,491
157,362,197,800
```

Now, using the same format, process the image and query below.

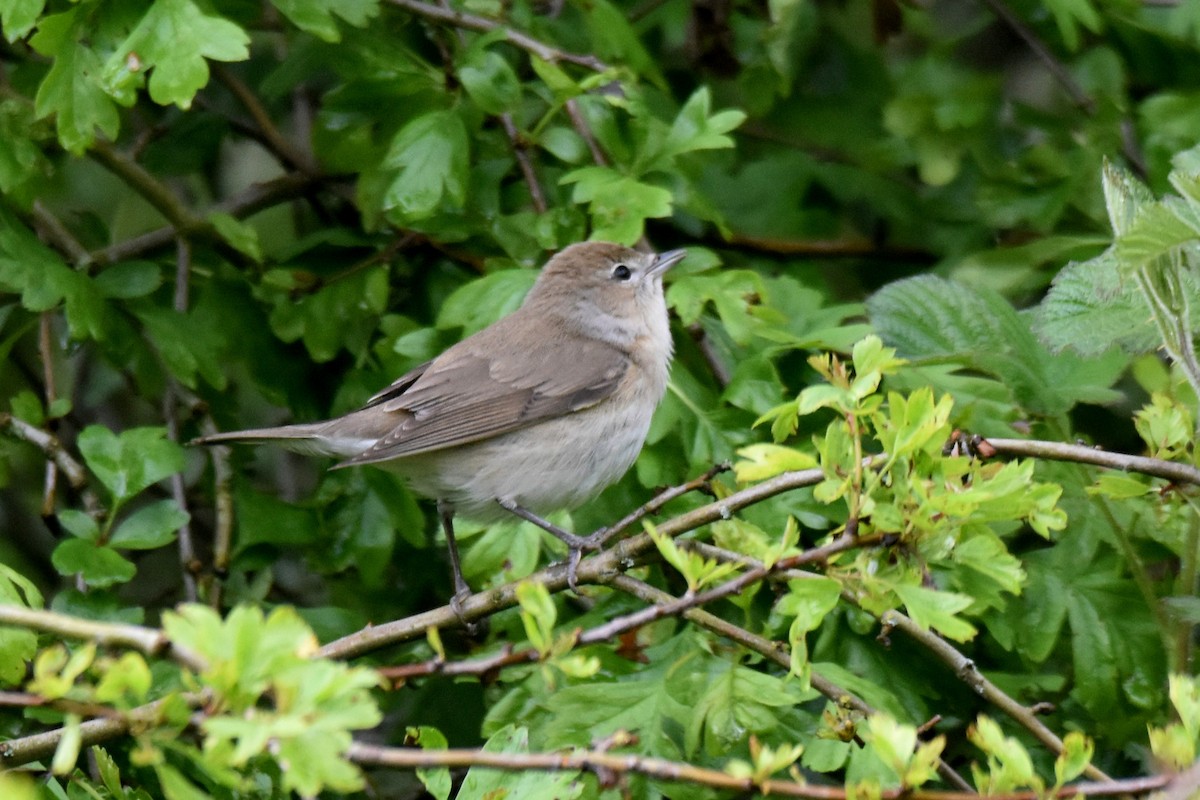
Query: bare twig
0,412,101,516
0,605,206,673
880,610,1110,782
386,0,609,72
319,460,877,659
164,238,199,603
89,172,325,265
89,141,202,233
565,98,608,166
38,313,60,518
0,692,207,768
348,741,1166,799
500,113,547,213
982,438,1200,486
214,65,316,174
30,201,92,266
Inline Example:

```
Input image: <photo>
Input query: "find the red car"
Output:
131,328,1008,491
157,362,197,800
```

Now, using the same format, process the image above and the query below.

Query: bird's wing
336,331,629,466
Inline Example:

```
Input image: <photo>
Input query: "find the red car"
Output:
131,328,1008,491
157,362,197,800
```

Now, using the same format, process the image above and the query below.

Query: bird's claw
450,588,485,636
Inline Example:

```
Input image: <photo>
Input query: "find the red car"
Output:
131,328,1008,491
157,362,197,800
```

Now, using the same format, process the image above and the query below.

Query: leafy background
2,0,1200,797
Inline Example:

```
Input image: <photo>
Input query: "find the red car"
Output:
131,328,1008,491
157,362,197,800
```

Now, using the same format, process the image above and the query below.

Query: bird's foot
450,587,487,637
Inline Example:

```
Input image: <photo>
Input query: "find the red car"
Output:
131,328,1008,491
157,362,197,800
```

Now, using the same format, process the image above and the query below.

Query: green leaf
561,166,673,244
268,266,389,362
77,426,185,505
208,212,262,262
1032,248,1200,356
30,9,121,153
515,581,557,656
103,0,250,109
892,583,977,642
136,305,228,389
437,269,537,337
733,443,817,482
381,109,469,223
0,208,107,340
109,499,189,550
57,509,100,542
778,576,841,687
0,564,42,685
458,47,521,115
408,726,451,800
1,0,43,41
458,726,584,800
92,262,162,299
270,0,378,41
661,87,745,161
51,539,137,587
869,275,1126,417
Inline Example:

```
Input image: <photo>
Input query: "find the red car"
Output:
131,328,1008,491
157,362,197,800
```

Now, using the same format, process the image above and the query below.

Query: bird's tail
191,422,343,457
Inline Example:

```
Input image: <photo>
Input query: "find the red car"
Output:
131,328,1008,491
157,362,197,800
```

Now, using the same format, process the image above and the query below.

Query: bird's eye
612,264,632,281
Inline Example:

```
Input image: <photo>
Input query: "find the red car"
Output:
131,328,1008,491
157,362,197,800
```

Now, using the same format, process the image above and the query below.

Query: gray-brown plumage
194,242,686,601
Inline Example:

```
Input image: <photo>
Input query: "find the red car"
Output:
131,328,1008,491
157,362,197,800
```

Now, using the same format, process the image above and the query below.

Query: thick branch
983,438,1200,485
0,605,206,673
347,741,1167,799
319,460,873,659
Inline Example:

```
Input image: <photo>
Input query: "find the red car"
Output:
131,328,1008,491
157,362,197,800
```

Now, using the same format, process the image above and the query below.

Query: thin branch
565,98,608,166
214,65,316,174
879,610,1110,782
976,0,1148,178
165,238,199,603
347,741,1167,799
0,693,206,768
982,437,1200,485
500,113,548,213
30,201,92,266
38,313,60,518
319,460,879,659
89,172,325,266
0,605,206,673
608,574,975,793
88,141,203,233
386,0,609,71
0,412,101,517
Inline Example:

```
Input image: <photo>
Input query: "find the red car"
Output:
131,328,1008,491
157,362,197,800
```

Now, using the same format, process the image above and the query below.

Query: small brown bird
194,242,686,609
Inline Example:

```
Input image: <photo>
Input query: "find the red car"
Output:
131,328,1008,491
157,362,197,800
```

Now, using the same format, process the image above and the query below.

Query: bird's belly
388,404,652,520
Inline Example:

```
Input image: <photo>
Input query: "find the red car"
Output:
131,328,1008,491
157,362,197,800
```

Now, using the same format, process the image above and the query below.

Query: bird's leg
495,499,604,591
438,500,476,628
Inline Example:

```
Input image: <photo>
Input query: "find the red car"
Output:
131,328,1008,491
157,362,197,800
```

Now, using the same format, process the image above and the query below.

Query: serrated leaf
1032,249,1196,356
104,0,250,109
458,726,584,800
458,47,521,115
30,9,121,153
870,275,1127,417
561,166,673,244
733,443,816,482
381,109,469,223
437,269,536,337
893,583,977,642
271,0,377,41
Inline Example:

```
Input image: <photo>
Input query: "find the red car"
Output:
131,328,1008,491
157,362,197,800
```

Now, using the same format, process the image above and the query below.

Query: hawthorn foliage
1,1,1200,798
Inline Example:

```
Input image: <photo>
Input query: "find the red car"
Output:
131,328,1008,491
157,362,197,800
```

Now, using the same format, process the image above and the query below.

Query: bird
193,242,687,615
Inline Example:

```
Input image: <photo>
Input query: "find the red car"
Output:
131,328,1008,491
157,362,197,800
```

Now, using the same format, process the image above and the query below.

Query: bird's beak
650,249,687,277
